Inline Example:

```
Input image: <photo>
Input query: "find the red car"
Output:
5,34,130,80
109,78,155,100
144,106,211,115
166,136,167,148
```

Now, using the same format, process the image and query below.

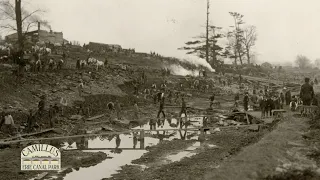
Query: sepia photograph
0,0,319,179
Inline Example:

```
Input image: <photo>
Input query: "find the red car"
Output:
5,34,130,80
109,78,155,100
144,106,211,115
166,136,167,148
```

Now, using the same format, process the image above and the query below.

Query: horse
95,60,104,71
87,57,97,65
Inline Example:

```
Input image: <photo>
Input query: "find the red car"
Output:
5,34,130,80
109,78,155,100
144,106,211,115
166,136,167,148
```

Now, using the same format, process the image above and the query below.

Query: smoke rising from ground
167,64,199,76
182,58,215,72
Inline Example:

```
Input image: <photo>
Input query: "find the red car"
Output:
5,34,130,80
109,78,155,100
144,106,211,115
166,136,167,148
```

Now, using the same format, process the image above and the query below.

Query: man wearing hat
77,79,84,97
300,77,314,106
284,87,291,106
243,92,249,111
38,95,46,117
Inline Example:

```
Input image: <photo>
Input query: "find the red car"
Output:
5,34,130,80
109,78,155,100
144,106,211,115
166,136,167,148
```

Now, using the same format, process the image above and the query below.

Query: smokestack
38,22,40,31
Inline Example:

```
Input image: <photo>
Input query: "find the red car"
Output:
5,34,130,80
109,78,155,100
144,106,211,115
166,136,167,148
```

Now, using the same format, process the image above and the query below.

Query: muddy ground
1,53,319,180
0,147,108,180
106,127,271,180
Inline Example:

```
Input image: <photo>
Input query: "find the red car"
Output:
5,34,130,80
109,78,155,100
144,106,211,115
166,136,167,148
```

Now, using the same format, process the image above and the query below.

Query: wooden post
246,113,250,125
139,130,145,149
199,127,205,144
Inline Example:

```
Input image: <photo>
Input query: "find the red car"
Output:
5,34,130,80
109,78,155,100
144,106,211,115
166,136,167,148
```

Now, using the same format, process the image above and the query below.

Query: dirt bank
202,113,319,180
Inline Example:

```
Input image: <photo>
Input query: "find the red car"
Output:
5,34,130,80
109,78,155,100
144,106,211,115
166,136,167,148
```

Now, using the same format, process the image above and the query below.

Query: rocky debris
248,124,260,132
264,118,274,124
210,128,221,134
70,115,83,120
34,172,48,180
101,126,114,131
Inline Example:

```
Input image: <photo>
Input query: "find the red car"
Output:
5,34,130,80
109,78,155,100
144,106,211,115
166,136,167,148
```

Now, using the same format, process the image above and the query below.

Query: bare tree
242,25,257,64
223,33,238,65
0,0,48,52
295,55,311,69
229,12,245,65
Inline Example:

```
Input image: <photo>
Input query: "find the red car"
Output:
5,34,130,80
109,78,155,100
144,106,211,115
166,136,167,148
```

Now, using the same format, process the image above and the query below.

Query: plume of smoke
182,58,215,72
166,64,199,76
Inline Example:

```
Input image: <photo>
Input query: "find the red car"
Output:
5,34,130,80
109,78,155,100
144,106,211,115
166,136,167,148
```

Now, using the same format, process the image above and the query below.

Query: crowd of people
235,77,318,118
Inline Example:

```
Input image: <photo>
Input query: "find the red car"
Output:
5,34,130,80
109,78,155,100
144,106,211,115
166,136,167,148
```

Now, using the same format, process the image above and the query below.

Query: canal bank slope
203,113,319,180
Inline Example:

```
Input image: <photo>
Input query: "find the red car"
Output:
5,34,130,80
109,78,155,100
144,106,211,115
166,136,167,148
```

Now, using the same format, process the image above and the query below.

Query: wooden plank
86,114,106,121
1,128,55,142
0,123,268,145
34,172,48,180
64,148,145,151
0,128,197,145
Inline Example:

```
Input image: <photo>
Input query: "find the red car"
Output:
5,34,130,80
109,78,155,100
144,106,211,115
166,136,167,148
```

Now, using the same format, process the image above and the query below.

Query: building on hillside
5,22,66,46
87,42,122,53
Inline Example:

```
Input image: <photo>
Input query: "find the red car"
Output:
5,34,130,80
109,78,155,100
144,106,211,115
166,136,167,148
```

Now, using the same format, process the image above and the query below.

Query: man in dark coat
209,93,215,109
157,92,165,119
285,89,291,106
280,92,285,109
300,77,315,106
243,92,249,111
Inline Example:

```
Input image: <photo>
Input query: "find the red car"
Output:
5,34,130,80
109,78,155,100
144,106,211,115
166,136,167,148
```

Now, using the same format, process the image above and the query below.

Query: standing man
234,93,240,107
38,95,46,118
209,93,215,109
300,77,315,106
243,92,249,111
76,57,80,69
60,97,68,116
48,105,56,128
285,88,291,106
77,79,84,97
280,92,285,109
133,101,141,126
157,91,165,119
179,97,187,128
3,112,15,135
27,109,36,133
115,100,122,120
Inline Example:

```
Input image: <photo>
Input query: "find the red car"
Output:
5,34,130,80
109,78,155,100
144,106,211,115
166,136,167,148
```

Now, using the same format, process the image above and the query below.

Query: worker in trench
209,93,215,109
179,97,187,128
38,95,46,118
2,109,16,135
300,77,315,106
26,109,35,132
133,132,138,149
77,79,84,97
60,97,68,116
156,89,166,120
243,92,249,111
285,88,292,106
48,105,57,128
131,101,143,128
115,100,122,120
133,80,139,96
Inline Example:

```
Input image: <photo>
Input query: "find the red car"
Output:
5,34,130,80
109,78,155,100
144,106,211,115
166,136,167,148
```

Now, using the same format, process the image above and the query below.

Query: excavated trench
33,113,220,180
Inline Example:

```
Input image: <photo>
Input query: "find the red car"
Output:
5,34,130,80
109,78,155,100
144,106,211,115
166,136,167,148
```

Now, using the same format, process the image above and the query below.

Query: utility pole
206,0,209,65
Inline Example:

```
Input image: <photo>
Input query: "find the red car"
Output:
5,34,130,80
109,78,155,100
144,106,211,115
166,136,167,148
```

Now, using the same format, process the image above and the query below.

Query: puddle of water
186,142,201,151
63,150,147,180
166,151,197,162
207,144,218,148
44,116,209,180
59,122,201,179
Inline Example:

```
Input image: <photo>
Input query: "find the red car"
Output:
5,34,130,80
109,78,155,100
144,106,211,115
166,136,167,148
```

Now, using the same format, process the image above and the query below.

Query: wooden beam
86,114,106,121
0,128,197,145
0,124,267,145
34,172,48,180
64,148,145,151
1,128,55,142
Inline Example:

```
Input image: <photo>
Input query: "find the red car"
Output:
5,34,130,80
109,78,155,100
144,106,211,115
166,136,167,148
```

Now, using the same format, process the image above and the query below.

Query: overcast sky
23,0,320,65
